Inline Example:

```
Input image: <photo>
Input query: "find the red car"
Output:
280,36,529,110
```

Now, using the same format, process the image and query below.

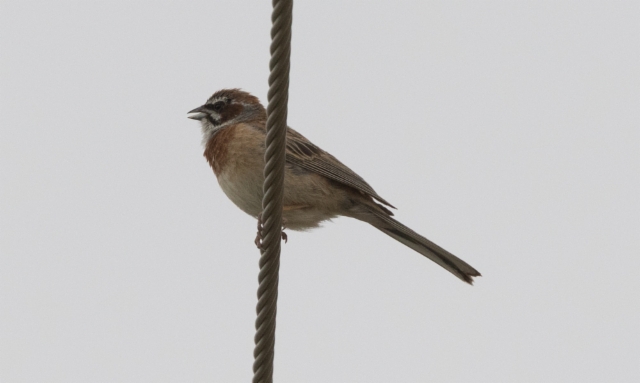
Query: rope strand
253,1,293,382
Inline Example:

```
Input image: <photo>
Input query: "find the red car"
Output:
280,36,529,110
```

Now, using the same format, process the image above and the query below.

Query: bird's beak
187,105,208,120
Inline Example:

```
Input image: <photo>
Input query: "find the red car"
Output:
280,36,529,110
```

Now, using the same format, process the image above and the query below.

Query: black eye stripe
203,101,225,112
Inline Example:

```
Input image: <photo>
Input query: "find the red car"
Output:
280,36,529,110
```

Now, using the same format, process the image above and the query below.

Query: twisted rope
253,1,293,382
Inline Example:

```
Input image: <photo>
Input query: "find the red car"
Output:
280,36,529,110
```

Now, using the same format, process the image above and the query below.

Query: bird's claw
255,213,264,249
254,214,288,249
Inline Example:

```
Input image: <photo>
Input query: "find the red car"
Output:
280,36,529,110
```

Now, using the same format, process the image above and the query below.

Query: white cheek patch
199,112,234,146
200,120,219,145
198,98,251,146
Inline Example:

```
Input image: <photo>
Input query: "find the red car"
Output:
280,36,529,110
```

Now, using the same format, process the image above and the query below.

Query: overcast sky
1,1,638,382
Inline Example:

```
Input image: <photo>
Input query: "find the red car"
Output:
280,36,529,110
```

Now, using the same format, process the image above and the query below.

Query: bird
188,89,481,284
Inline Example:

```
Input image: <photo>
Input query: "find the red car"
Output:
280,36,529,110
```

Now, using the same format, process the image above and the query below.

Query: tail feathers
365,208,481,284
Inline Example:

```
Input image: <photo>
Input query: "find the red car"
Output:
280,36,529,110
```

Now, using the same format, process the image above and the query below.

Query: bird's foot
254,214,288,249
281,218,288,243
254,213,264,249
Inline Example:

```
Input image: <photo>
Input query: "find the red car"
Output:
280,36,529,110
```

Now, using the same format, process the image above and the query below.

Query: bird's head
188,88,266,143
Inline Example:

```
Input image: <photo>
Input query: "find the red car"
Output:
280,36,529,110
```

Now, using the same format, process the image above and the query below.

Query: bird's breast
204,123,266,217
203,124,238,176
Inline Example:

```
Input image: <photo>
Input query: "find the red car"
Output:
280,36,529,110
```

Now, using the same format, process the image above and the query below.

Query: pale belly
217,167,264,218
207,123,340,230
216,164,341,231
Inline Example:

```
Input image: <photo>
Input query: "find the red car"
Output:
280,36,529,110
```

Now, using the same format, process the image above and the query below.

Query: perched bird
188,89,481,284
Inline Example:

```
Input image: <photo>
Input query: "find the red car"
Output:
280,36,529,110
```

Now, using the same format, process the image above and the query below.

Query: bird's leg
254,213,288,249
281,218,288,243
254,213,264,249
278,205,310,244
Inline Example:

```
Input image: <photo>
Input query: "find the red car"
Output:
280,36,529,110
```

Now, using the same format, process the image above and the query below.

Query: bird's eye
212,101,225,111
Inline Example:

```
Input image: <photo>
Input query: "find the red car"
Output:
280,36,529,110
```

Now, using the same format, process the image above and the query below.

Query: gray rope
253,1,293,382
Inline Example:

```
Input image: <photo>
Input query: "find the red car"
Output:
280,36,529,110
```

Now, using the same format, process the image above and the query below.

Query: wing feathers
285,128,395,208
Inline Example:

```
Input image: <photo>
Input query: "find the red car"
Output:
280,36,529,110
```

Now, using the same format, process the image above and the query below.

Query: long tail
362,206,481,284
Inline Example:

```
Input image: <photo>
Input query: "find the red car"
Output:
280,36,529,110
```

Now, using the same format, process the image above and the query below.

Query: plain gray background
1,1,638,382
